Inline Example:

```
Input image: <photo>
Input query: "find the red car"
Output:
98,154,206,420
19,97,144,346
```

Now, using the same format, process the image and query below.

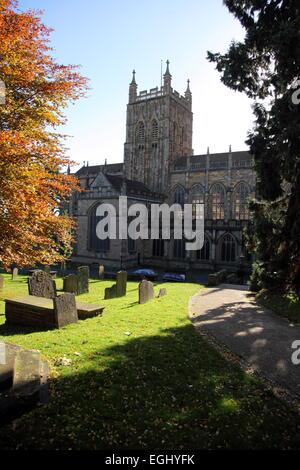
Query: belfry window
152,119,158,141
137,122,145,143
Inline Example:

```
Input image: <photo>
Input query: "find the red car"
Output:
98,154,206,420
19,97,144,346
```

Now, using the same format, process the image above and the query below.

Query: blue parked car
132,268,158,280
162,273,186,282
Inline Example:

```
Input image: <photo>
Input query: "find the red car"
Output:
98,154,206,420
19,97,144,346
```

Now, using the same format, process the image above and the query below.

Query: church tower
124,61,193,193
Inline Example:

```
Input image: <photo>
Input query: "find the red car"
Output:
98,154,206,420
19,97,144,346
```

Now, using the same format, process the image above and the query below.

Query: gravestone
139,280,154,305
12,268,18,280
104,284,117,300
28,270,57,299
0,275,4,290
158,288,167,298
63,274,78,295
77,266,89,295
43,265,51,275
53,293,78,328
98,265,105,280
116,271,127,297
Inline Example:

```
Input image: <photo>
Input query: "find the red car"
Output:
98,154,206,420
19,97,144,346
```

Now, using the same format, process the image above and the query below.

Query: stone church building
67,62,256,273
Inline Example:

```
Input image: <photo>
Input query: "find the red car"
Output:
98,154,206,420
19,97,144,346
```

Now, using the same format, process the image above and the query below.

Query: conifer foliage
208,0,300,293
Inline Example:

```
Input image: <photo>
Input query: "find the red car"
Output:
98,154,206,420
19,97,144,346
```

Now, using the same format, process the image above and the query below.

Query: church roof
76,162,124,176
174,150,252,171
105,174,162,197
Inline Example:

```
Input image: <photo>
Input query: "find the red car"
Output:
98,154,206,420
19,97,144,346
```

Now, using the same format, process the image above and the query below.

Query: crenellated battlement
134,85,191,110
129,61,192,110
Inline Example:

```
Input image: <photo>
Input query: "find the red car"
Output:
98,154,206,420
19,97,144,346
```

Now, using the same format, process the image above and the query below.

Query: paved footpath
189,285,300,402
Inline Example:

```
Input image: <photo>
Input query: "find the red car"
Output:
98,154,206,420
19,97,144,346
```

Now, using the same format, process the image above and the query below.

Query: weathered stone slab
76,302,105,320
12,268,18,280
139,280,154,305
0,275,4,290
0,342,20,389
158,288,167,298
13,349,41,396
104,284,117,300
53,293,78,328
63,274,78,295
77,266,89,295
98,265,105,279
28,270,57,299
116,271,127,297
0,342,49,425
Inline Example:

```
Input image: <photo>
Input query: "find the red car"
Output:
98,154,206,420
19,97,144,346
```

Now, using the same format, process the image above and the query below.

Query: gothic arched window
173,185,185,208
152,239,164,257
151,119,158,141
88,205,110,253
137,122,145,143
190,184,205,219
210,183,226,220
196,235,211,261
232,182,250,220
174,239,186,259
220,234,236,263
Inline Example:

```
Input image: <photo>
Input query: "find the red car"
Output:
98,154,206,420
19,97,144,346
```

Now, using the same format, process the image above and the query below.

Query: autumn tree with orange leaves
0,0,88,269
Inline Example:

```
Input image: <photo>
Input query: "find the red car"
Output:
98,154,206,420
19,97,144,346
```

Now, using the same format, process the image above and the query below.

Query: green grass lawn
0,274,300,449
257,289,300,323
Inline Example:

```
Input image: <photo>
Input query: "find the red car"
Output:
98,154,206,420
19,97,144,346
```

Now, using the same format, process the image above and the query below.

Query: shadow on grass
1,324,300,450
0,322,53,336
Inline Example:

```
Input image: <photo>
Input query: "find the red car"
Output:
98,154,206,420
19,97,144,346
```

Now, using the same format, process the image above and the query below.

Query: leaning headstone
139,280,154,305
63,274,78,295
98,265,105,280
116,271,127,297
28,270,57,299
53,293,78,328
104,284,117,300
77,266,89,295
158,288,167,298
0,275,4,290
12,268,18,280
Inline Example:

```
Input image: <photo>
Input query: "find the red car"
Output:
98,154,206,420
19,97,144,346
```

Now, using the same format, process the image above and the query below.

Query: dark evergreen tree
208,0,300,293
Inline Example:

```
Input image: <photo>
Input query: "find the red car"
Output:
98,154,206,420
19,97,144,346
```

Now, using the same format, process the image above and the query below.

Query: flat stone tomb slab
5,295,104,329
6,296,59,330
76,302,105,320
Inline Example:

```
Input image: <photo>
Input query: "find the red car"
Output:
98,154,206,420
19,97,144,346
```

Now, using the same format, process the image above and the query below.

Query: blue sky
19,0,254,168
